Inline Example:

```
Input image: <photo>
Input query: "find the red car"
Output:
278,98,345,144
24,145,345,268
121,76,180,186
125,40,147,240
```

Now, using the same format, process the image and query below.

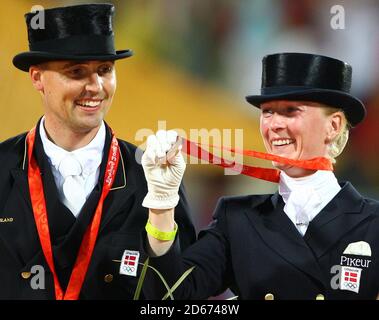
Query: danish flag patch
119,250,140,277
340,266,361,294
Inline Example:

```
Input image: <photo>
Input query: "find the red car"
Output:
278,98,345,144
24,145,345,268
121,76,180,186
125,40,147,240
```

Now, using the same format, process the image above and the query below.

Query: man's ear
29,65,44,91
325,112,343,143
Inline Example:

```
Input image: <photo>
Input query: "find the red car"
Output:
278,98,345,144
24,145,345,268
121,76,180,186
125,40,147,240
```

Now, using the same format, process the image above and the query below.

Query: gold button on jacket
21,271,31,279
264,293,274,300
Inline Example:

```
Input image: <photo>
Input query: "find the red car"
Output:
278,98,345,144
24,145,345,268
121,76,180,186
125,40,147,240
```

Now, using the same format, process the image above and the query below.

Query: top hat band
29,34,116,55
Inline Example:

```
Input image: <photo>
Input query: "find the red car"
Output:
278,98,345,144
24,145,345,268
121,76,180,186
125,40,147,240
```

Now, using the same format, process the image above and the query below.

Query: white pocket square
343,241,371,256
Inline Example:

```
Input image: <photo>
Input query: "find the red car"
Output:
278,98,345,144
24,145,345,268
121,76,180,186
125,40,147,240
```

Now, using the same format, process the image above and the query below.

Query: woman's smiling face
260,100,340,177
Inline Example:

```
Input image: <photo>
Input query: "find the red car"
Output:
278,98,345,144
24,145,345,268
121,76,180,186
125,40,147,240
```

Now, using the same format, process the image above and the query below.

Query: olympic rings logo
343,282,357,289
122,265,135,273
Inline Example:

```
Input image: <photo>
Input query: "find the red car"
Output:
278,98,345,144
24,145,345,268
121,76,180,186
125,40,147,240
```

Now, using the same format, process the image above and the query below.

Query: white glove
141,130,186,209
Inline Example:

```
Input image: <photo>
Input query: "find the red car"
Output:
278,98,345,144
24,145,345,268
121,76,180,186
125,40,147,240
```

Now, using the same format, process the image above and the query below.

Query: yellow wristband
145,220,178,241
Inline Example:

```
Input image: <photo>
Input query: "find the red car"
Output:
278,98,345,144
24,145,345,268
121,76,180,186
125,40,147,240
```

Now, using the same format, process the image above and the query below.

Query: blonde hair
323,106,351,163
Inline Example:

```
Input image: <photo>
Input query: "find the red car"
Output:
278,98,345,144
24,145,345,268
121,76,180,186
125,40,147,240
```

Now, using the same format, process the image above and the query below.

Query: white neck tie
58,154,87,217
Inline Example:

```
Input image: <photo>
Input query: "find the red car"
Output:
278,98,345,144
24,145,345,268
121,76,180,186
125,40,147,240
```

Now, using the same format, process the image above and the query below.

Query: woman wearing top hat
0,4,196,299
141,52,379,300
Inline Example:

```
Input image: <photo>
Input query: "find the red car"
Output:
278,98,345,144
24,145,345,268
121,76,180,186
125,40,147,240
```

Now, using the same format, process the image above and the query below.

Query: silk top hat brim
13,49,133,72
245,53,366,127
246,88,365,127
12,4,133,72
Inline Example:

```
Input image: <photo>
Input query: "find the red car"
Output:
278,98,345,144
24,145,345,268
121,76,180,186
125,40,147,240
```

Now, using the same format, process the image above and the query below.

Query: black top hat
246,53,366,127
13,3,132,72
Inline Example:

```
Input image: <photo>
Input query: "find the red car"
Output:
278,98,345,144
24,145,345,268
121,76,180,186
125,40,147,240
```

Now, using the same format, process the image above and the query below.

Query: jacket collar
303,182,367,258
246,193,325,285
245,182,367,286
21,120,127,191
2,121,135,268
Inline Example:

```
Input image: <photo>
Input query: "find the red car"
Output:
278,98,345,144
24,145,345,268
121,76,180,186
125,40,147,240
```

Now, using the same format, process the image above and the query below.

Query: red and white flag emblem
340,266,361,293
119,250,140,277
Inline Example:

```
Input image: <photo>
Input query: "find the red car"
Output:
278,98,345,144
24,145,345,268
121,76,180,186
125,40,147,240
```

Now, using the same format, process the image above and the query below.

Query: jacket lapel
33,128,77,243
245,193,326,285
96,123,137,232
303,182,368,258
7,132,32,210
0,128,45,268
0,122,137,268
2,127,79,274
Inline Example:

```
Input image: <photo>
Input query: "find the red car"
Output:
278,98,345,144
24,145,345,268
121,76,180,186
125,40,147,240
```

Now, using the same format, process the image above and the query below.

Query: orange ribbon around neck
181,138,333,183
26,127,120,300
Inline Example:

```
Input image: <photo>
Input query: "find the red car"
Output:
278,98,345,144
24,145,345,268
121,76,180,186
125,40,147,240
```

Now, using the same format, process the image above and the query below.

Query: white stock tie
58,154,87,216
284,187,322,235
279,170,341,236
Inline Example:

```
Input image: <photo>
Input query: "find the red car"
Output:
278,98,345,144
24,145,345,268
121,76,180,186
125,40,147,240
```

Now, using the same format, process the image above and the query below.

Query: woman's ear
29,66,44,91
325,112,343,143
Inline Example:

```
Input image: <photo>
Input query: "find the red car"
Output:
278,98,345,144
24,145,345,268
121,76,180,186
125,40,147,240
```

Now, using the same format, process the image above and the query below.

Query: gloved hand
141,130,186,209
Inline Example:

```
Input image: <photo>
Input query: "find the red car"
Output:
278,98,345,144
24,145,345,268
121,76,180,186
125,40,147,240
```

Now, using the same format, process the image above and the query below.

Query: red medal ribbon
182,138,333,183
26,127,120,300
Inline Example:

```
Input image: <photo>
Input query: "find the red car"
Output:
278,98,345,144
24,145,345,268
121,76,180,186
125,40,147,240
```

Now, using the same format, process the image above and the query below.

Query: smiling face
30,60,116,136
260,100,343,177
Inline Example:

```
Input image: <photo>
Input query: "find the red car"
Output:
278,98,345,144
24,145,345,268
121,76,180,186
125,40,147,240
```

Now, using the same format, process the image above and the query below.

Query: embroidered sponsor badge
119,250,139,277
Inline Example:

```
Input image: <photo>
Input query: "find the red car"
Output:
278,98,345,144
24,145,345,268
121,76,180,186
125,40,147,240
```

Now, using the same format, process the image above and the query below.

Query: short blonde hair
322,106,351,163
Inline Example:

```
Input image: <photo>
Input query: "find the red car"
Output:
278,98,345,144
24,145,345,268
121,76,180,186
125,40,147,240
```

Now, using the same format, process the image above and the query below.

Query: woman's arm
141,130,186,255
147,208,175,256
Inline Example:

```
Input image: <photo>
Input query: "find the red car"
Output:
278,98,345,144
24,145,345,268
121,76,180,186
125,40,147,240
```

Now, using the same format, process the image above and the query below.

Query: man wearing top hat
140,53,379,299
0,3,195,299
